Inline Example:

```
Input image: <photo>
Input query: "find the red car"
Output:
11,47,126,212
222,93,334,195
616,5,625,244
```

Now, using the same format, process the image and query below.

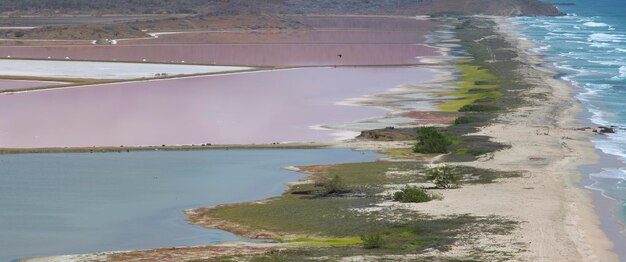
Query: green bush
360,233,384,249
315,175,348,195
427,166,462,189
393,186,432,203
413,127,451,154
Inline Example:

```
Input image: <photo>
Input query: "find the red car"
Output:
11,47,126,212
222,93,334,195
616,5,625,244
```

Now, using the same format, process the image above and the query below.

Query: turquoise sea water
510,0,626,231
0,149,379,262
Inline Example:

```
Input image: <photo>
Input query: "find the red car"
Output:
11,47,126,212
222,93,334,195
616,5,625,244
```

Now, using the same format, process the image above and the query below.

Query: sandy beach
449,17,617,261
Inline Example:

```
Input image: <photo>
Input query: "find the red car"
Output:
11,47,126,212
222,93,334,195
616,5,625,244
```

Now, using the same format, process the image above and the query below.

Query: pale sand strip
438,17,615,261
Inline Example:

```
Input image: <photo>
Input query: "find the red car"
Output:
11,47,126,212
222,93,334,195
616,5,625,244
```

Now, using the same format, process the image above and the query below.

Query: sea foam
583,21,611,27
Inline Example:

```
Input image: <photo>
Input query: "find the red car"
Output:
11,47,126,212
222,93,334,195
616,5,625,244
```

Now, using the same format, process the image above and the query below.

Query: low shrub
458,104,498,112
315,175,349,195
360,233,384,249
393,186,432,203
427,166,462,189
454,116,479,125
413,127,451,154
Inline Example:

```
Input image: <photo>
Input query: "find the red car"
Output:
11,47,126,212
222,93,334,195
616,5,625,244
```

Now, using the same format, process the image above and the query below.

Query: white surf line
3,67,314,94
0,26,38,30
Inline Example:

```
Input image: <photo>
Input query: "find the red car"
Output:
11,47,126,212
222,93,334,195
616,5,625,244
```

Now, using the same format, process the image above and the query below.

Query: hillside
0,0,562,17
0,0,561,40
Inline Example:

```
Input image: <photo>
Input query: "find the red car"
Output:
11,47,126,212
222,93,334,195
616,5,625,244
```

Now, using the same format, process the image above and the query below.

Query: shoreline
493,17,617,261
579,149,626,260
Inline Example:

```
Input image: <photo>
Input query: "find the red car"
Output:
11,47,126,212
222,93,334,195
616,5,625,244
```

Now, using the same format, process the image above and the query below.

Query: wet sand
579,150,626,260
0,79,64,91
0,67,436,148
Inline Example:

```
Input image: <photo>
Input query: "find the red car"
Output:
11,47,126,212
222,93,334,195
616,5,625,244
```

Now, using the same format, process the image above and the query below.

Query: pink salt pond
0,67,436,148
0,16,440,66
0,43,437,66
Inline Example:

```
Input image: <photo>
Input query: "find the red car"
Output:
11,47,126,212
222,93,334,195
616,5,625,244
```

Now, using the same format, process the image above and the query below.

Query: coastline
17,15,623,261
493,17,617,261
579,150,626,260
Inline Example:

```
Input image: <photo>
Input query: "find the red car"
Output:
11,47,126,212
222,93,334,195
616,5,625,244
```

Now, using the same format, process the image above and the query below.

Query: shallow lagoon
0,148,379,261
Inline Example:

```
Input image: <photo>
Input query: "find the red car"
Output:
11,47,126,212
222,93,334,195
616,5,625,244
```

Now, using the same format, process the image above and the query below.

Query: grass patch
286,237,362,247
443,135,510,162
379,148,420,157
205,215,518,261
197,159,520,260
438,61,502,112
323,161,426,186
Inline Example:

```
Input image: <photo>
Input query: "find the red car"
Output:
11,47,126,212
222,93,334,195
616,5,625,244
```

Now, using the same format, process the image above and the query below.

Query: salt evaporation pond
0,148,380,261
0,43,437,66
0,67,436,148
0,16,439,66
0,59,249,79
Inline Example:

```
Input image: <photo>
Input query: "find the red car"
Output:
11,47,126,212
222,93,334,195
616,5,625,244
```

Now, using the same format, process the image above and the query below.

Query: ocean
509,0,626,233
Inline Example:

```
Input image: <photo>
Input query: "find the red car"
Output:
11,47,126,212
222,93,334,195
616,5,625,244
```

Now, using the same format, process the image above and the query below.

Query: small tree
315,175,348,195
413,127,451,154
427,165,462,189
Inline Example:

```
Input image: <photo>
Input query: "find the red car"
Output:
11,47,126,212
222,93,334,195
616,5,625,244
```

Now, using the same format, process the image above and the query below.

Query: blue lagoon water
0,149,379,261
509,0,626,235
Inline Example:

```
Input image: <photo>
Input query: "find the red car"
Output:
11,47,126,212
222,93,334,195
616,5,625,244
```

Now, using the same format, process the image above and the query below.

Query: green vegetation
427,166,462,189
315,175,349,195
199,160,520,260
322,161,425,186
459,104,499,112
286,237,362,247
360,233,384,249
413,127,451,154
438,61,502,112
393,186,432,203
205,215,518,261
454,116,479,125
